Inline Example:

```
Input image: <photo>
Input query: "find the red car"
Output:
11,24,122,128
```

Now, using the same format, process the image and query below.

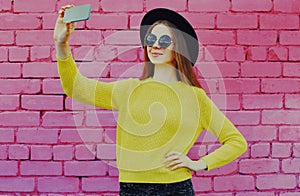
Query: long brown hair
140,20,201,88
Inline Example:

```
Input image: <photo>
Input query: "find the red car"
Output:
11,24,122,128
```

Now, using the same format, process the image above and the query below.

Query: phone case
63,4,92,23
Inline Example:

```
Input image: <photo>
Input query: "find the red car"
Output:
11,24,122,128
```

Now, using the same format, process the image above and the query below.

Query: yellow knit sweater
57,55,248,183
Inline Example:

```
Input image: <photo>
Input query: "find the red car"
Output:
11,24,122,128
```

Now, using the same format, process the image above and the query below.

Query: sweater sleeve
197,89,248,171
57,55,130,110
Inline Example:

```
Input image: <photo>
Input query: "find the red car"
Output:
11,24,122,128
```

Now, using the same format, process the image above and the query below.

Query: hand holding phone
63,4,92,23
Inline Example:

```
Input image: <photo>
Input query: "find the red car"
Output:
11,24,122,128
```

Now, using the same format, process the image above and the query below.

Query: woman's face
147,24,175,66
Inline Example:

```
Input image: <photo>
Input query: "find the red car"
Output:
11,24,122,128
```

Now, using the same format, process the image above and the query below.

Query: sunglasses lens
158,35,172,48
145,34,157,47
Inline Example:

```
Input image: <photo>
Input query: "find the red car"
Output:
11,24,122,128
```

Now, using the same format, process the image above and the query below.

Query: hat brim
140,8,198,65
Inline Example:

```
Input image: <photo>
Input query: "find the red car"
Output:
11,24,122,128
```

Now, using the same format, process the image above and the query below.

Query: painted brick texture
0,0,299,195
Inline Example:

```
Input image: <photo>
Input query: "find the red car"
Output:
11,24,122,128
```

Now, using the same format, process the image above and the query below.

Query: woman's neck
152,63,178,83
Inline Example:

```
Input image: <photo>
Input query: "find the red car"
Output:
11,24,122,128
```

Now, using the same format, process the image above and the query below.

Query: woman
54,6,248,195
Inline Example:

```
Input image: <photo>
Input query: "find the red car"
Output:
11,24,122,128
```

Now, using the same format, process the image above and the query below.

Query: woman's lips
151,52,163,56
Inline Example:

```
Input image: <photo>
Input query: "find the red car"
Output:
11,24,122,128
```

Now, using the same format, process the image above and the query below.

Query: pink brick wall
0,0,299,195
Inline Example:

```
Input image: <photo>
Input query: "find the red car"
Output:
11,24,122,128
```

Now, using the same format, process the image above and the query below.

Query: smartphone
63,4,92,23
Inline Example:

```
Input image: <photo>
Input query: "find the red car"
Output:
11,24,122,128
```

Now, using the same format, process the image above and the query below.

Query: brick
242,94,283,109
38,177,79,193
261,79,300,93
240,159,279,174
146,0,186,11
0,78,41,94
14,0,55,12
82,177,119,192
251,143,270,158
196,162,238,177
0,161,18,176
257,174,297,190
282,158,300,173
226,111,260,126
110,62,143,78
95,45,117,62
247,47,267,61
198,79,218,94
218,78,260,93
8,145,29,160
57,0,100,11
268,46,288,61
237,30,277,45
286,94,300,109
21,95,63,110
209,94,240,111
30,145,52,161
272,142,292,158
53,145,73,161
59,129,103,143
75,145,96,160
182,13,215,29
30,46,51,61
72,46,94,62
217,14,257,29
192,177,212,192
0,129,14,143
280,31,300,45
117,46,139,62
0,145,7,159
42,79,65,94
236,193,275,196
293,143,300,157
214,175,255,191
86,111,118,127
263,110,300,125
274,0,300,13
238,126,277,142
0,112,40,126
204,46,225,61
0,95,20,110
289,46,300,60
42,112,84,127
8,47,29,62
77,61,109,78
260,14,299,30
104,128,117,144
187,145,207,160
0,31,14,45
198,61,240,78
108,161,119,176
0,14,40,30
283,63,300,77
87,14,128,30
17,128,58,144
279,127,300,141
0,63,21,78
64,161,107,176
197,30,235,45
226,46,246,62
65,97,98,111
130,14,145,29
0,47,8,61
16,30,53,46
280,193,300,196
68,30,102,46
96,144,116,160
104,30,140,45
42,13,58,29
0,0,11,11
232,0,272,12
20,161,62,176
189,0,230,12
0,177,34,192
102,0,143,12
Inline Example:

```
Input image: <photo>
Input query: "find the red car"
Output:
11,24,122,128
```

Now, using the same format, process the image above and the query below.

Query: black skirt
119,179,195,196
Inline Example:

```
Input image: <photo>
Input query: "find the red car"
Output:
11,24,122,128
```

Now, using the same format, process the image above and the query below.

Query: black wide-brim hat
140,8,199,65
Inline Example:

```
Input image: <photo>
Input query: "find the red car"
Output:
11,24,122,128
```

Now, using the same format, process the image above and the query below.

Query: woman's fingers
59,4,75,18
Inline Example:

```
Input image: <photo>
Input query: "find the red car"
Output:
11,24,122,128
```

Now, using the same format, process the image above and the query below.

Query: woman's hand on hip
54,4,76,44
163,151,207,172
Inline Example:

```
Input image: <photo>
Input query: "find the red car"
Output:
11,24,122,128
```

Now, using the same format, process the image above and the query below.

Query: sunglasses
144,33,173,48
